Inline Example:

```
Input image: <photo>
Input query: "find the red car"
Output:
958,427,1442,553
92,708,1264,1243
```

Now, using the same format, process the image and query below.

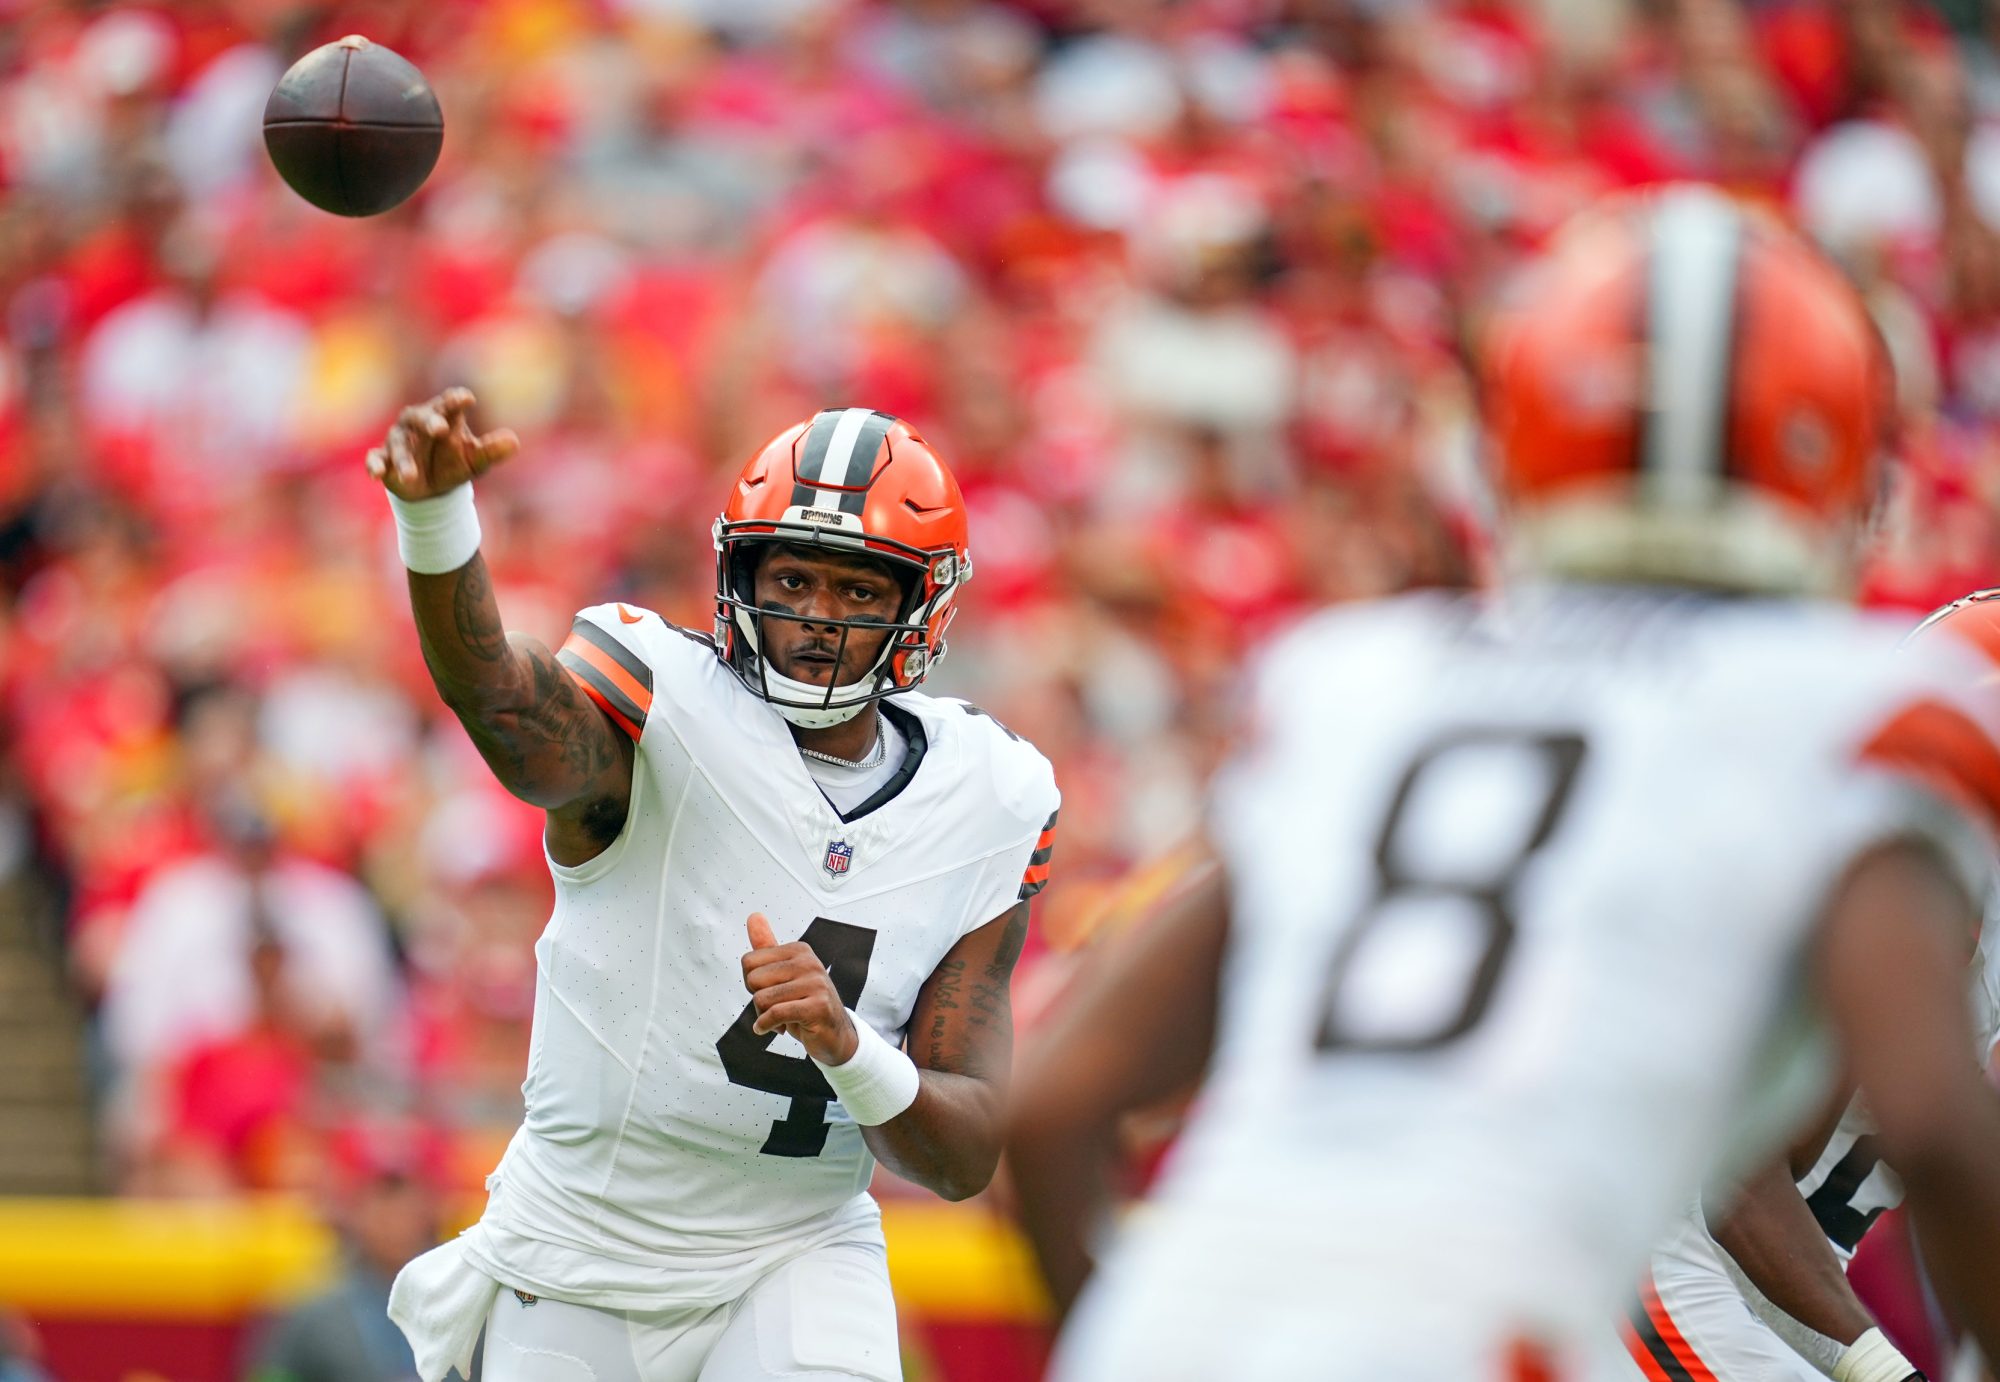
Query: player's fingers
468,429,521,477
740,946,817,988
397,407,448,464
385,424,419,488
394,407,435,474
751,978,825,1013
746,913,778,951
434,385,476,419
744,957,824,992
365,447,387,481
741,951,777,985
751,997,830,1036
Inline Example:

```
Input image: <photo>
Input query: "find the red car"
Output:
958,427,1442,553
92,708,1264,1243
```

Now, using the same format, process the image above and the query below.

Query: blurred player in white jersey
365,404,1059,1382
1612,593,2000,1382
1006,185,2000,1380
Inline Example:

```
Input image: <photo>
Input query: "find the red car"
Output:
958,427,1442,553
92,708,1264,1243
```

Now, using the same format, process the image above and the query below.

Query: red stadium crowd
1,0,1998,1213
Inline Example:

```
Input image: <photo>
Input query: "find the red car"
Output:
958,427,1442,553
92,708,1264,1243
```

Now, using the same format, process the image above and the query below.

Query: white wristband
1835,1328,1920,1382
388,485,481,574
814,1016,919,1126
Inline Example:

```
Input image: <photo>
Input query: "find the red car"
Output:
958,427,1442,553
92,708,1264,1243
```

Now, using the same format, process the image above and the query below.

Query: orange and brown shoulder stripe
1019,809,1057,900
559,617,654,741
1857,695,2000,834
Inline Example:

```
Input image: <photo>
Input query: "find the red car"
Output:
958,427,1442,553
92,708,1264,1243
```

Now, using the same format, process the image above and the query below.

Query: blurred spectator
398,786,545,1163
248,1120,451,1382
77,215,311,511
100,795,395,1073
98,755,400,1188
1090,175,1297,509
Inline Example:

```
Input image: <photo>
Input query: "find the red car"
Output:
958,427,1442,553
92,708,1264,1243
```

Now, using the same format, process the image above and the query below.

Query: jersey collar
812,702,929,825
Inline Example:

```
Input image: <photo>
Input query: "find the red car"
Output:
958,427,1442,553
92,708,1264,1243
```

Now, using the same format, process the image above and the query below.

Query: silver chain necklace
799,729,888,771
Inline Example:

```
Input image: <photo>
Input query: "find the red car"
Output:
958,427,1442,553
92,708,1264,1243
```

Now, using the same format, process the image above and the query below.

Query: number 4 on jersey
716,918,878,1157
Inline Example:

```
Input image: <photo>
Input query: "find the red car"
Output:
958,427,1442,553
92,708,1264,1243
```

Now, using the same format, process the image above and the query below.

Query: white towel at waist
388,1237,502,1382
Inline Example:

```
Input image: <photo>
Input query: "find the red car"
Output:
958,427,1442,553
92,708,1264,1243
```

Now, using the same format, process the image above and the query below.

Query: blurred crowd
2,0,2000,1211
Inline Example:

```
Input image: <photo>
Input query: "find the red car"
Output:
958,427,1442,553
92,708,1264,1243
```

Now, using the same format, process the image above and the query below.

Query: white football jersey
457,603,1058,1310
1083,587,1996,1365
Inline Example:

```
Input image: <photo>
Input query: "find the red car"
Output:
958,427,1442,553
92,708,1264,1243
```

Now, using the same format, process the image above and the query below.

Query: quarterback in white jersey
365,403,1057,1382
1008,186,2000,1380
1614,594,2000,1382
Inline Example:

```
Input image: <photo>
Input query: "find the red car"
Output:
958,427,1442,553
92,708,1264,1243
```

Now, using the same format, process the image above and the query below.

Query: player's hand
742,914,859,1066
365,386,520,500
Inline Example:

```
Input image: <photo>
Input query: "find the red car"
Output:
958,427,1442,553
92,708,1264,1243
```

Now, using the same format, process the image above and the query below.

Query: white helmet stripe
816,407,876,510
1642,187,1744,510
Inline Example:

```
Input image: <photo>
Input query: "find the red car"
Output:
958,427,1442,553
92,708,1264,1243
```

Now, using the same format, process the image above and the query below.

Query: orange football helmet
1482,184,1892,594
713,408,972,726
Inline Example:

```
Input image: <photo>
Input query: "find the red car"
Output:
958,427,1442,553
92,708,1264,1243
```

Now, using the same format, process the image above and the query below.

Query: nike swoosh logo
618,605,642,624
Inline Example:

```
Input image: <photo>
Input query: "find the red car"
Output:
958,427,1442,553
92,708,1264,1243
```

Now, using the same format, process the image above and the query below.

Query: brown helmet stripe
790,408,896,515
790,410,843,509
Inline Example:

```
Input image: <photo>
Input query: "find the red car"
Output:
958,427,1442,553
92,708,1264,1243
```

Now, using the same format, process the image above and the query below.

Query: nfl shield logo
823,840,854,878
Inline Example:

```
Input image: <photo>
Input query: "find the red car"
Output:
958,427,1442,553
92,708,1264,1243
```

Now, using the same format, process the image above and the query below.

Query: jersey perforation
585,765,699,1231
600,638,790,859
542,978,640,1080
818,835,1046,910
677,752,846,897
638,691,979,896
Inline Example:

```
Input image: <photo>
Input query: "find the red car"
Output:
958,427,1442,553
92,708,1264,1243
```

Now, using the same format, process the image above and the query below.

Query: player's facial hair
756,602,892,684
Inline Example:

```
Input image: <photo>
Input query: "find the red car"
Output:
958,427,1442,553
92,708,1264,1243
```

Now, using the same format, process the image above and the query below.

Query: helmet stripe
1640,188,1744,508
788,407,896,516
832,411,895,515
790,410,843,508
814,406,874,497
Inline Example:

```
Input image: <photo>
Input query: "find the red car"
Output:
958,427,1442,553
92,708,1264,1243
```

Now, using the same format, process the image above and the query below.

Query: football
262,36,443,217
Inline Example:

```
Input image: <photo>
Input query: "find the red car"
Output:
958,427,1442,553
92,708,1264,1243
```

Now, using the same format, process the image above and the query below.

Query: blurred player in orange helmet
1485,190,1892,598
364,403,1058,1382
1607,591,2000,1382
1008,185,2000,1380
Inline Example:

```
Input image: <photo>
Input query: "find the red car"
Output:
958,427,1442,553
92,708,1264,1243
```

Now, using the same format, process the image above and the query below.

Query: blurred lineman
1006,186,2000,1380
1610,595,2000,1382
371,404,1058,1382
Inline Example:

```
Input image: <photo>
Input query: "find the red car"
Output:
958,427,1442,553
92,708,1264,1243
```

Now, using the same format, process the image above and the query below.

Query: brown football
262,36,443,217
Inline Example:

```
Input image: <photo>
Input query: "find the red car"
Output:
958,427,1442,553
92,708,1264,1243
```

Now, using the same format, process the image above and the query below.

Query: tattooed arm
371,390,633,865
408,557,633,862
858,903,1030,1201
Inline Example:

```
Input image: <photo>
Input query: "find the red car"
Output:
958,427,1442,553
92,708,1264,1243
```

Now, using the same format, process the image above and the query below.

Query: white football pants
479,1238,900,1382
1608,1214,1825,1382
